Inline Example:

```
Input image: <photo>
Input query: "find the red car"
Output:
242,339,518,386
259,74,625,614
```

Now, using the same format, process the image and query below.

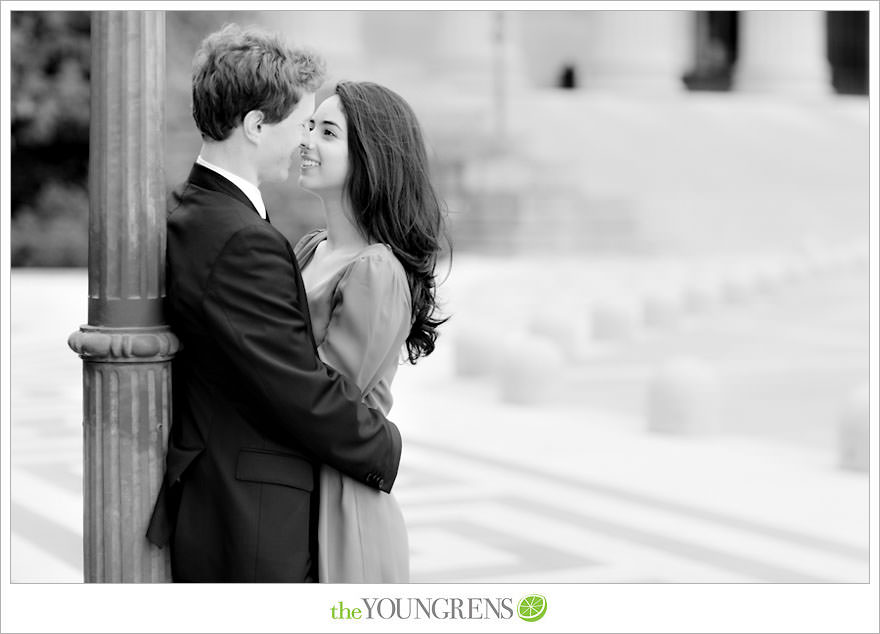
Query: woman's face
298,94,349,195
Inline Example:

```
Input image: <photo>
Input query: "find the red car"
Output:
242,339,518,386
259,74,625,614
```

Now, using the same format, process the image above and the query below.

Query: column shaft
270,11,366,77
69,10,177,583
582,11,695,92
734,10,831,95
429,11,495,91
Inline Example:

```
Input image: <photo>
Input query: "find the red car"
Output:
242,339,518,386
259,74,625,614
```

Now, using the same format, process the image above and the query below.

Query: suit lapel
187,163,264,220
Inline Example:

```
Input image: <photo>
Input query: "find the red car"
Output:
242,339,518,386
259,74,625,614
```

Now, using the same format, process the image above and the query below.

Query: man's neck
198,141,260,187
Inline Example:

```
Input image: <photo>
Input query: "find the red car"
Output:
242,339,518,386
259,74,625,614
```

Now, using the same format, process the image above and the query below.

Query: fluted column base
71,326,178,582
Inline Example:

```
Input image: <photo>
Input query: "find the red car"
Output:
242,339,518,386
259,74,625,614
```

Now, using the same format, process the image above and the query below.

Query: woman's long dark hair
334,81,449,363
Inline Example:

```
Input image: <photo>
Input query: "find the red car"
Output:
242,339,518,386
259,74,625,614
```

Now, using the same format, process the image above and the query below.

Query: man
146,24,401,582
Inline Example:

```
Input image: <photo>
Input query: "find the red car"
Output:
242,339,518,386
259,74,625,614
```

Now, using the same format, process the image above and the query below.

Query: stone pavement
10,269,86,582
392,250,869,583
7,253,871,583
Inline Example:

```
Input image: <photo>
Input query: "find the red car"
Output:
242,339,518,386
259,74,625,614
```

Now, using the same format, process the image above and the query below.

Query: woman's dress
294,228,411,583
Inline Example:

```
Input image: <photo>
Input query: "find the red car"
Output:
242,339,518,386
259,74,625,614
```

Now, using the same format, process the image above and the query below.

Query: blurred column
491,11,530,148
271,11,366,79
68,11,177,582
582,11,695,92
734,11,832,95
429,10,495,91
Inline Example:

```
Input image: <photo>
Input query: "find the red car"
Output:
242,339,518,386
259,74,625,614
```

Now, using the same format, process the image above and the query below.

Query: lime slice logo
517,595,547,622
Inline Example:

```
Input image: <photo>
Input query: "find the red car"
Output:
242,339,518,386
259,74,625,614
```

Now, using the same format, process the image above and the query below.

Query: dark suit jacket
146,164,401,582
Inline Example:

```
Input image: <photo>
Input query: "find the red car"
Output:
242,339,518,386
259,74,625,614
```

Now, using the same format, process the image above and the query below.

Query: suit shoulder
220,222,291,254
169,184,270,237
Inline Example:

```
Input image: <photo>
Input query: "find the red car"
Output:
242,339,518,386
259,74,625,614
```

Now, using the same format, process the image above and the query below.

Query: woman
295,81,448,582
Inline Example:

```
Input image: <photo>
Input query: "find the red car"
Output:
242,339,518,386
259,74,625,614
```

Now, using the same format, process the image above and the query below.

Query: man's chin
264,170,289,185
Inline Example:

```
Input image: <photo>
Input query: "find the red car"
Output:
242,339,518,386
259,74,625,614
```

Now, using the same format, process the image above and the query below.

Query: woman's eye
323,129,336,137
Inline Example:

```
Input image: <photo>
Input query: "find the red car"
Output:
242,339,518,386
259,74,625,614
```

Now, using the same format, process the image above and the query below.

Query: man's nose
299,125,314,149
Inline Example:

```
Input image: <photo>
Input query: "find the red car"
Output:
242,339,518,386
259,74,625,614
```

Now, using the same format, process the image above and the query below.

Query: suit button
377,478,385,488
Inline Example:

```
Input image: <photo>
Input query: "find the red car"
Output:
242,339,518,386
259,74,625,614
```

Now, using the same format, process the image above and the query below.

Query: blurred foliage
11,182,89,267
10,11,90,266
11,11,90,149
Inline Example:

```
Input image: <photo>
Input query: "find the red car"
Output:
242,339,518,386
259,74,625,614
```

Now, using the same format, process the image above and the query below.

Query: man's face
255,93,316,185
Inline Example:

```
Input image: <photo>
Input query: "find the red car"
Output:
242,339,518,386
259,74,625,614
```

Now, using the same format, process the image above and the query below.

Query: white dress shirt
196,155,267,220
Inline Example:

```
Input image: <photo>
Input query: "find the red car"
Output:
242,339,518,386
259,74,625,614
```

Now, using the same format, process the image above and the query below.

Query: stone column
581,11,695,92
269,11,366,79
68,11,178,583
734,10,832,95
429,10,496,91
491,11,528,147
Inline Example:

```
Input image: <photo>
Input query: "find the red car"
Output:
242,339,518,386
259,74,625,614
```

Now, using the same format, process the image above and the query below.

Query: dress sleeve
317,249,412,400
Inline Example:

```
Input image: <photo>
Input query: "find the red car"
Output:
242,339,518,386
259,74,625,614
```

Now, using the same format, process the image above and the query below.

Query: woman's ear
242,110,264,144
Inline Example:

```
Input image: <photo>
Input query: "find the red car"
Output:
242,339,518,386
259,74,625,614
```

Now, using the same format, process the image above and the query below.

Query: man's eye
307,121,316,131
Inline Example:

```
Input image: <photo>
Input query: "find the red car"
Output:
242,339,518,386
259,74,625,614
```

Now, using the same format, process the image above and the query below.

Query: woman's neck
321,195,368,254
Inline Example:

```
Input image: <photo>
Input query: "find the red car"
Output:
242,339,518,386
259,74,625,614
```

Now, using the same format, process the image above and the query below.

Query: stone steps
430,90,869,255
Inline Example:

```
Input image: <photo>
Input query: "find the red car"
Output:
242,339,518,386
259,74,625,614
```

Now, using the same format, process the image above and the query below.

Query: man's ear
242,110,264,144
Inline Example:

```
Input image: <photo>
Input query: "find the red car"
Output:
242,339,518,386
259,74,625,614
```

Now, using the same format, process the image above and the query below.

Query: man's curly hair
191,24,326,141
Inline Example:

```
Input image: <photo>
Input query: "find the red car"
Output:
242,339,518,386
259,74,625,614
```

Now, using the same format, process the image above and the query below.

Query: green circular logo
517,595,547,622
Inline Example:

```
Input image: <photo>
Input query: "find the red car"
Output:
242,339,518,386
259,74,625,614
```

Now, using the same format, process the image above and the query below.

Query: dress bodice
294,229,411,415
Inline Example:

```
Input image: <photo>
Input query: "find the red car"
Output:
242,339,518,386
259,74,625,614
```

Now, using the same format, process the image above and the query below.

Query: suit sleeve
201,225,401,492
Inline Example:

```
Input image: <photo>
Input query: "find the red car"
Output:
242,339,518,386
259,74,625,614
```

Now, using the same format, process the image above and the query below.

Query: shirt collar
196,155,267,220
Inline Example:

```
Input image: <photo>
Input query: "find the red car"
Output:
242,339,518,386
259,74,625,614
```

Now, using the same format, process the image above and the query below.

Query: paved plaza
8,252,870,584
